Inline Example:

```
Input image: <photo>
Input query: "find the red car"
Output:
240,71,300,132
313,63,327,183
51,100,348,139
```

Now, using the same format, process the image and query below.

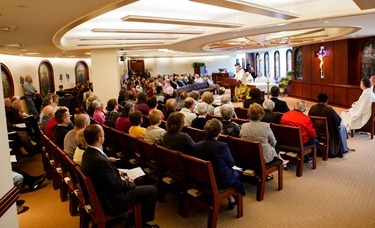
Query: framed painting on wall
38,60,55,97
75,60,89,86
1,63,15,99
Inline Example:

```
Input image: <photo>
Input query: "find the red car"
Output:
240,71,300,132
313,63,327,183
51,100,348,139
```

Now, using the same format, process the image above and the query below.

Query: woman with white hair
191,102,208,130
92,99,105,124
220,104,241,137
261,99,281,124
214,95,237,118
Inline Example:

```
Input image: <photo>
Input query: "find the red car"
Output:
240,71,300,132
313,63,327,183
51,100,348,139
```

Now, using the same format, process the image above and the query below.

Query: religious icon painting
75,60,89,86
1,63,14,98
38,60,55,97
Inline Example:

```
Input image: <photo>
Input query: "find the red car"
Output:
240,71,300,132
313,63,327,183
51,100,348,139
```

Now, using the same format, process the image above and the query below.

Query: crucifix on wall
315,45,329,78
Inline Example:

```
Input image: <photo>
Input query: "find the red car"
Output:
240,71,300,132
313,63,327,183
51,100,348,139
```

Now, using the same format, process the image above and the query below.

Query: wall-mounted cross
316,45,329,78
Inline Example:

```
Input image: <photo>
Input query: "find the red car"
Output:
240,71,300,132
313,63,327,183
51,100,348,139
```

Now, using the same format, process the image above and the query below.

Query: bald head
74,114,90,129
42,105,55,118
294,101,306,112
370,76,375,85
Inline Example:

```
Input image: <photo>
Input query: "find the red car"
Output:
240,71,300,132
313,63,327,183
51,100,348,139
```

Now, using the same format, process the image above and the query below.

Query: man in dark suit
270,86,290,113
143,68,151,79
81,124,158,227
53,109,73,149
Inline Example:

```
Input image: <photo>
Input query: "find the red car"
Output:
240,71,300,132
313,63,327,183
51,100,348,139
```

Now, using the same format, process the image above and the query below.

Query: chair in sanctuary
350,102,375,139
271,123,317,177
309,116,329,161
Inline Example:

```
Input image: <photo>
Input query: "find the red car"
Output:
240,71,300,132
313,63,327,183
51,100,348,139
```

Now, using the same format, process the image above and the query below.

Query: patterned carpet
17,97,375,228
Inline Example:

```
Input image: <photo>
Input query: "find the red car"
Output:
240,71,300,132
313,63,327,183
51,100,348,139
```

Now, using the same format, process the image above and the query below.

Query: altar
245,82,278,92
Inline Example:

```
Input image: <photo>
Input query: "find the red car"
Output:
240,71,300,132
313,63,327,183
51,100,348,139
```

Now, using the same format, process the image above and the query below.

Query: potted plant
279,71,293,93
191,62,206,75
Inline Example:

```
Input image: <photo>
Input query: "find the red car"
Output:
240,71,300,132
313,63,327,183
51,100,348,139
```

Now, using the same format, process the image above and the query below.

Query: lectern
223,78,240,102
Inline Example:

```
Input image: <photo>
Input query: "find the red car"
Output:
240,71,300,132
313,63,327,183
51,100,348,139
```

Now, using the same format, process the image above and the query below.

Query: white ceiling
1,0,375,58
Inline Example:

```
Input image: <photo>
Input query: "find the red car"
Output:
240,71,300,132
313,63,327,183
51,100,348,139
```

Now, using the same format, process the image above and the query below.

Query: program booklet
118,167,145,180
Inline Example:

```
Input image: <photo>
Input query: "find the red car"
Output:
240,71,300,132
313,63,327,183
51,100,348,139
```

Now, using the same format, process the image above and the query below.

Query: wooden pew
180,153,243,228
271,123,317,177
230,137,283,201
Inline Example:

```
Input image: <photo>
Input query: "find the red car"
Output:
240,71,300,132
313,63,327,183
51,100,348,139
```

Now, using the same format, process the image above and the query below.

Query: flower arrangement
279,71,293,89
234,84,250,102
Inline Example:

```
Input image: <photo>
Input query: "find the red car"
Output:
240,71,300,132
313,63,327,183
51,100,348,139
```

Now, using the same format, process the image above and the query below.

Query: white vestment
234,68,247,83
340,88,375,130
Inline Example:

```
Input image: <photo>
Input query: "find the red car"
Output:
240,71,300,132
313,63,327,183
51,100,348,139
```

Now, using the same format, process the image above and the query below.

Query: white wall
0,54,91,96
0,63,19,228
143,54,245,77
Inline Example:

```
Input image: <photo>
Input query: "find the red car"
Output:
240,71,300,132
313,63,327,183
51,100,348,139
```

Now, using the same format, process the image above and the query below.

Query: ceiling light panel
122,15,243,28
91,28,204,35
79,36,179,41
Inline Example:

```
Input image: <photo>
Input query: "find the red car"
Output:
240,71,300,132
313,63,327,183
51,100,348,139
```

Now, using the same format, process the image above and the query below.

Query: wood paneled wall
289,37,374,107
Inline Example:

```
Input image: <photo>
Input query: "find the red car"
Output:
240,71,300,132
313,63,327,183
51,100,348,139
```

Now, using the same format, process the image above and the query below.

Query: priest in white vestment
341,78,375,130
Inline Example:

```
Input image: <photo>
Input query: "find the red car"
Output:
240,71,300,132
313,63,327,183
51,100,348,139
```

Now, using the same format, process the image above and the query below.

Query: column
91,49,120,105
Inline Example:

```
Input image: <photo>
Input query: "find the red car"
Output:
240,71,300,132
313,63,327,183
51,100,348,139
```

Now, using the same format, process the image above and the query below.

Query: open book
118,167,145,180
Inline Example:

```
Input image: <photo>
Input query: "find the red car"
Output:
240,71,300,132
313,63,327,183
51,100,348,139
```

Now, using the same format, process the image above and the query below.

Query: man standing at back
81,124,158,227
308,93,353,158
23,75,40,116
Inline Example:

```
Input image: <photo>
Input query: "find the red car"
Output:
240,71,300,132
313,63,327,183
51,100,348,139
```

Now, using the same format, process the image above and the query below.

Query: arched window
255,53,260,75
75,60,90,86
38,60,55,97
361,38,375,78
1,63,14,98
286,49,292,72
274,51,280,79
264,52,270,76
295,47,303,79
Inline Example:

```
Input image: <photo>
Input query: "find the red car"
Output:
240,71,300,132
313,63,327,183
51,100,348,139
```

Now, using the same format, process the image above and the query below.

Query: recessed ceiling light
323,20,330,24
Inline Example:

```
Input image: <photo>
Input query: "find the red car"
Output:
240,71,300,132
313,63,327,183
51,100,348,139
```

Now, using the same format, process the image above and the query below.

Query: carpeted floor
17,97,375,228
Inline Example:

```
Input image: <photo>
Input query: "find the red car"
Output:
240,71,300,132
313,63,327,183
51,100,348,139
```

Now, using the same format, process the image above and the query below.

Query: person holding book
81,124,158,227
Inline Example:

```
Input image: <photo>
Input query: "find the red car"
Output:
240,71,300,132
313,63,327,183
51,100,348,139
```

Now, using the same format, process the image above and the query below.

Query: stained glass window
286,49,292,72
295,47,303,79
256,53,260,75
274,51,280,79
361,38,375,79
264,52,270,76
